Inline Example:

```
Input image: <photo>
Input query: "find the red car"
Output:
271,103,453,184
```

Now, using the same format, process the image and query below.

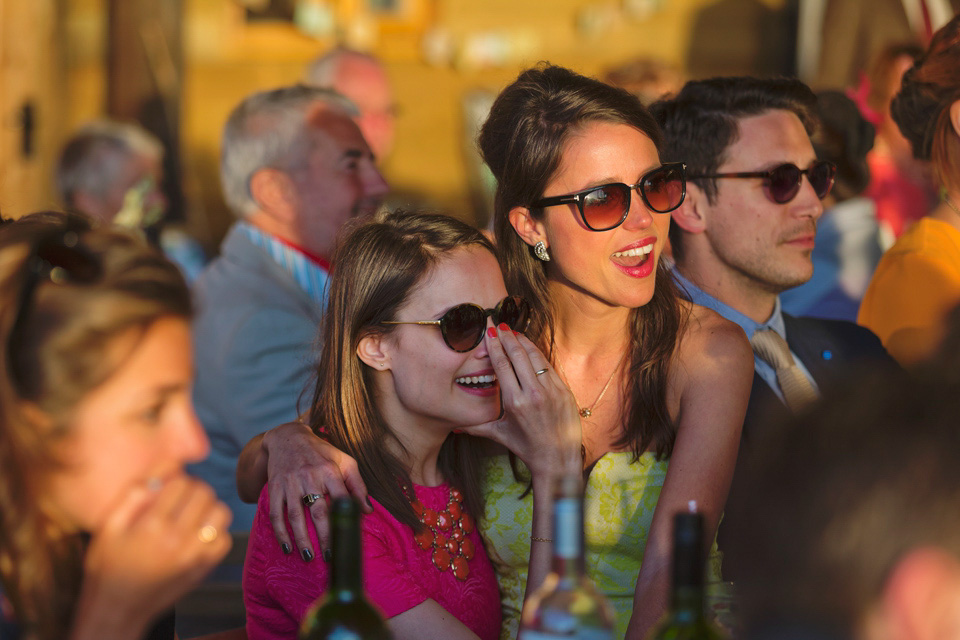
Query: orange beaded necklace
410,486,475,581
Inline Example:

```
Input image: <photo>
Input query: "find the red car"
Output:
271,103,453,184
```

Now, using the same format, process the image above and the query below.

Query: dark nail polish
323,548,332,563
487,327,497,338
498,322,510,331
281,543,292,554
301,548,314,562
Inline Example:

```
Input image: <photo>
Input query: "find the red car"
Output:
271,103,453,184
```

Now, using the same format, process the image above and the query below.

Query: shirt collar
671,268,787,340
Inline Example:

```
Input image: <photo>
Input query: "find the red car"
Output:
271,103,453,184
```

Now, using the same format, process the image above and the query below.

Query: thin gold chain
555,356,624,419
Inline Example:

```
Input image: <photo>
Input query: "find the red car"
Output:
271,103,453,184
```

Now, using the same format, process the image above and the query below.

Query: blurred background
0,0,806,251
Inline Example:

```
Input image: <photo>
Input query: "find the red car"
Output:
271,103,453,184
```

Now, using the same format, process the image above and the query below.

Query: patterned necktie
750,328,819,413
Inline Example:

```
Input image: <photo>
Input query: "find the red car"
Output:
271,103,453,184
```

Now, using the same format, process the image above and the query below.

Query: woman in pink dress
242,209,581,639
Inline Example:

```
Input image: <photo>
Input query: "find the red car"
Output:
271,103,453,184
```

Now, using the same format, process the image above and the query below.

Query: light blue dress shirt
240,222,330,305
671,269,819,404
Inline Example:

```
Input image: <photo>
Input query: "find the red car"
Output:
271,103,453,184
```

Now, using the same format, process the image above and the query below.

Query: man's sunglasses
530,163,687,232
382,296,531,353
8,220,101,387
689,160,837,204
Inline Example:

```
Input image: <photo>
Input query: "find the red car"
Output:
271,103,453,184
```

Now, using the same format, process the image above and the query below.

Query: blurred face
535,121,671,309
287,108,389,258
45,317,209,532
378,246,506,433
699,109,823,296
81,151,167,225
334,56,396,160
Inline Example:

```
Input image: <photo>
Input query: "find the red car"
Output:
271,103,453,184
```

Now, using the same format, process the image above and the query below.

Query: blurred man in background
190,84,388,531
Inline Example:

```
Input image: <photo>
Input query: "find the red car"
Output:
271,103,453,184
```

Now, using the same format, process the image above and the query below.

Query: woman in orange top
858,14,960,365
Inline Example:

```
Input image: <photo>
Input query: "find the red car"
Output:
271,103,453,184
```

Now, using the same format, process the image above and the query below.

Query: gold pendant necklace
555,356,624,419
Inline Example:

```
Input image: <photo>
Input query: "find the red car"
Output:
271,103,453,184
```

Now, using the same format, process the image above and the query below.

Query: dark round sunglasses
689,160,837,204
530,162,687,232
382,296,531,352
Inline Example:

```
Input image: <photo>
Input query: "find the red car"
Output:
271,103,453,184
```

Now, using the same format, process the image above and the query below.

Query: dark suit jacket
720,314,897,579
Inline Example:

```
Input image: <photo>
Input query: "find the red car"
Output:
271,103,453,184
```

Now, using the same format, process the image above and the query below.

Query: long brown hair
892,14,960,194
307,209,493,529
478,63,685,460
0,212,191,640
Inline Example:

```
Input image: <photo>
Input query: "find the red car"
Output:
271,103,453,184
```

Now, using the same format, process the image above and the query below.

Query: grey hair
219,84,358,218
56,120,163,206
304,47,381,87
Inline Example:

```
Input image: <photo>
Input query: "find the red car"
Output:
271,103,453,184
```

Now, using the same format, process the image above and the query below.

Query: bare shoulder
676,300,752,371
668,301,753,429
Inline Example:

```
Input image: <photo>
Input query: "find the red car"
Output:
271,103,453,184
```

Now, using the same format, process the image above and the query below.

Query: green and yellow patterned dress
481,452,723,639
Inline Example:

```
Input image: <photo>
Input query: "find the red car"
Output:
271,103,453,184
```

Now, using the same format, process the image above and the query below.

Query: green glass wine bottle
646,504,728,640
299,497,392,640
518,474,616,639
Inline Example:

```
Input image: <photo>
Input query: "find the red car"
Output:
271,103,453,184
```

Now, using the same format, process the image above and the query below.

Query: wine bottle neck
551,496,586,579
670,585,706,621
330,517,363,596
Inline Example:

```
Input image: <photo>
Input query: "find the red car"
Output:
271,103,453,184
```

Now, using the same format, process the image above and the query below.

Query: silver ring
301,493,323,507
535,368,549,376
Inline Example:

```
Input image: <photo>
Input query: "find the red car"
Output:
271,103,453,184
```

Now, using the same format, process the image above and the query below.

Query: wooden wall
3,0,790,238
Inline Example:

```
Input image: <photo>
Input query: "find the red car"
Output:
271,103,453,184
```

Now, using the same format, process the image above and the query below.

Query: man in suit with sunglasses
650,76,897,578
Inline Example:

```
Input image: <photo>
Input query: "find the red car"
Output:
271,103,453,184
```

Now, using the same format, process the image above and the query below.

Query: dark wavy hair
478,63,685,461
0,212,190,640
891,14,960,193
307,209,492,529
812,90,875,201
650,76,818,260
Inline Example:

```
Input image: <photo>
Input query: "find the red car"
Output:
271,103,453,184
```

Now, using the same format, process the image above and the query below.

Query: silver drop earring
534,241,551,262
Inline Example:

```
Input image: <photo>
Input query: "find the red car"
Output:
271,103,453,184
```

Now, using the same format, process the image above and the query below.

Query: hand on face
460,327,583,478
81,475,231,629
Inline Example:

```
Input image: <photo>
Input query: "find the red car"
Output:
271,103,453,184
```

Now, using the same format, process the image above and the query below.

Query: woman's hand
73,475,231,640
261,422,370,561
462,325,583,478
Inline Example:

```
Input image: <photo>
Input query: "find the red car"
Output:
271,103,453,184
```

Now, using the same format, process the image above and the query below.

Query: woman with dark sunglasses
238,66,752,638
475,64,752,639
243,209,581,639
0,212,231,640
858,13,960,366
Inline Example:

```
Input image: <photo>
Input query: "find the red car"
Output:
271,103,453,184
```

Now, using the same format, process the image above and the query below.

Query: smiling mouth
455,374,498,389
611,244,654,267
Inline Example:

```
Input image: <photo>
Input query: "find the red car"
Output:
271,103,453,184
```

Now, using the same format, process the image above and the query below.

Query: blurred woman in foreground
0,212,230,640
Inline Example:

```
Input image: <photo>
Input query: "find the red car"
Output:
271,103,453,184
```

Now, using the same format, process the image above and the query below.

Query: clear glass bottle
299,497,392,640
646,504,728,640
518,474,616,639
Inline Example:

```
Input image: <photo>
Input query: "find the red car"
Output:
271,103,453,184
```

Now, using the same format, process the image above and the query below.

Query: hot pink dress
243,483,501,639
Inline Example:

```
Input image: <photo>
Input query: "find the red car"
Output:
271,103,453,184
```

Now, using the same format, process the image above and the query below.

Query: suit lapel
783,313,832,385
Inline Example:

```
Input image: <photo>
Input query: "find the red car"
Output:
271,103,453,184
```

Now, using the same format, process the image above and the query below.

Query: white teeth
455,374,497,385
612,245,654,258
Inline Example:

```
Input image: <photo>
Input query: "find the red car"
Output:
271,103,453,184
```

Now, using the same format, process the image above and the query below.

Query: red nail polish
498,323,510,331
487,327,497,338
513,330,519,336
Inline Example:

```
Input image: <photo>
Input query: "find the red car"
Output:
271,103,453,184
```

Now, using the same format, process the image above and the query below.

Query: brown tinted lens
441,304,486,352
581,184,630,230
642,165,685,213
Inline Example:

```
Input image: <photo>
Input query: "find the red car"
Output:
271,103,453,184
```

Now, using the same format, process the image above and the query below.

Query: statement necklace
410,486,475,581
555,356,624,419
